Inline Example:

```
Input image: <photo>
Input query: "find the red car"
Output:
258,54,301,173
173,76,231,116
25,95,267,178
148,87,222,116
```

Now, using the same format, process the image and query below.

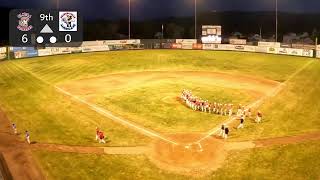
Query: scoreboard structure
201,25,222,44
9,9,83,47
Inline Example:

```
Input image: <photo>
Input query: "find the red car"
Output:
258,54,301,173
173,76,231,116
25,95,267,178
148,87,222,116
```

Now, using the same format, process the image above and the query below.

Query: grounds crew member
256,111,262,123
12,123,17,134
25,131,30,144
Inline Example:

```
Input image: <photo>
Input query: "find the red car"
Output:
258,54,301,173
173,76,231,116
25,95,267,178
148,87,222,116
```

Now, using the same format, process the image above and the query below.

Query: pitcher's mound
147,133,227,176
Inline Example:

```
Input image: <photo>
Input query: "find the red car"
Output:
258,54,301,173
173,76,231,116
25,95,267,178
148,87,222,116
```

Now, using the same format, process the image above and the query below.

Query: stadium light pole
275,0,278,42
56,0,60,9
129,0,131,39
194,0,197,39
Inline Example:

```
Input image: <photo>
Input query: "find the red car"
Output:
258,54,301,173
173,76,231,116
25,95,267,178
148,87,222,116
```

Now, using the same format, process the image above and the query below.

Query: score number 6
22,34,28,43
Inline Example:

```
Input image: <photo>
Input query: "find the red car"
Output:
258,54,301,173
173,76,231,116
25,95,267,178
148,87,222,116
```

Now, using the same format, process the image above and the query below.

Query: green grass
0,61,150,146
15,50,309,84
0,50,317,144
96,80,254,133
34,141,320,180
231,61,320,141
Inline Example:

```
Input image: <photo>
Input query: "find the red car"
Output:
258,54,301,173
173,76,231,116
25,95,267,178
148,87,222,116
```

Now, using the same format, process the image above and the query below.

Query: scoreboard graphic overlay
9,9,83,47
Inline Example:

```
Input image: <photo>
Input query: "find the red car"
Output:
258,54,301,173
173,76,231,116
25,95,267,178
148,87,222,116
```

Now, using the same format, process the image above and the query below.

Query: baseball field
0,50,319,179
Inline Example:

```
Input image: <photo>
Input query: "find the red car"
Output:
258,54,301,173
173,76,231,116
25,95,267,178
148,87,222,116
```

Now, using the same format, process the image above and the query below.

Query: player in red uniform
99,131,106,143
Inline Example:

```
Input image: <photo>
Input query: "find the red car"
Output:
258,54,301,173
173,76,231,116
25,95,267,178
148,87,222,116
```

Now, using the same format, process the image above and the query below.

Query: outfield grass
0,61,150,146
16,50,309,84
34,141,320,180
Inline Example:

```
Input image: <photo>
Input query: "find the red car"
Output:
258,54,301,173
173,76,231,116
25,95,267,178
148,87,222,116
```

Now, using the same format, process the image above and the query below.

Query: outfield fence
1,39,320,60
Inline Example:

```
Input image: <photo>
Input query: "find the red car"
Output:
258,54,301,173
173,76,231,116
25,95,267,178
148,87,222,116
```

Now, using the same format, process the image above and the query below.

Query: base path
0,108,45,180
30,143,148,155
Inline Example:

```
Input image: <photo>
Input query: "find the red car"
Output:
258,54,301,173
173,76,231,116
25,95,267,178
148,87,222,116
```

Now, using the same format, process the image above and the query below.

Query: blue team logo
59,12,77,32
17,12,33,31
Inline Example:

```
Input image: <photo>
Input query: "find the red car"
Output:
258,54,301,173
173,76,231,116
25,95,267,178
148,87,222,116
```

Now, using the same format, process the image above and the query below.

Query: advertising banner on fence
49,47,72,55
0,54,6,60
234,45,245,51
229,39,247,45
38,49,52,57
267,47,278,54
192,44,203,50
14,50,38,59
302,49,313,57
258,42,281,48
244,46,256,52
103,39,141,45
255,46,269,53
292,44,315,50
171,43,182,49
278,48,289,55
14,51,26,59
181,43,193,49
317,51,320,58
202,44,214,50
0,47,6,54
81,41,104,47
81,46,109,52
176,39,197,44
11,47,36,52
287,48,303,56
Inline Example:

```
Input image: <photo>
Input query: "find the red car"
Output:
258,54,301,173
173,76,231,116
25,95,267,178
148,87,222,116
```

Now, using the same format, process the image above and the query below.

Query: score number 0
65,34,72,43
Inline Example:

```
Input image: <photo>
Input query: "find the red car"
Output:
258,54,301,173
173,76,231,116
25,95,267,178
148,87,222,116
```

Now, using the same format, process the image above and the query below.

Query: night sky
1,0,320,20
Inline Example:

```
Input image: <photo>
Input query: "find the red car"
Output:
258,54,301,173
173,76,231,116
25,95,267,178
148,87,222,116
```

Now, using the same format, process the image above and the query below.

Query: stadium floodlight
275,0,278,42
194,0,197,39
129,0,131,39
56,0,59,9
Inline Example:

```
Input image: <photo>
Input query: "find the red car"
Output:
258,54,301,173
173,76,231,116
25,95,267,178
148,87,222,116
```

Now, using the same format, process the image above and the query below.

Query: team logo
59,11,77,31
17,12,33,31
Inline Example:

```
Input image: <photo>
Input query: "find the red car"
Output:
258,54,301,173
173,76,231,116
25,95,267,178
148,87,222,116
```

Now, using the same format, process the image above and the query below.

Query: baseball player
219,124,225,137
25,131,30,144
228,104,233,116
247,108,252,118
224,104,228,116
99,131,106,144
95,127,100,141
256,111,262,123
224,126,229,139
237,115,245,129
12,123,17,135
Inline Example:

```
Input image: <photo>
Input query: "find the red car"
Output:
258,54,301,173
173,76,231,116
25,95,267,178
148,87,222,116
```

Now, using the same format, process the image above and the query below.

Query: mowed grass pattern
34,141,320,180
0,61,150,146
16,50,309,84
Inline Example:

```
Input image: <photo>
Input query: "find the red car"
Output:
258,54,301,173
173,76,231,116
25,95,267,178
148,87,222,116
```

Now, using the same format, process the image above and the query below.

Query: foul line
195,60,314,144
55,86,179,145
12,62,179,145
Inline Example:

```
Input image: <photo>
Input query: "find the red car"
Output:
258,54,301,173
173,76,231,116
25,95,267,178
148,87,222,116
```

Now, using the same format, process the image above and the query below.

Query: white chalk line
12,62,179,145
195,60,314,144
55,86,179,145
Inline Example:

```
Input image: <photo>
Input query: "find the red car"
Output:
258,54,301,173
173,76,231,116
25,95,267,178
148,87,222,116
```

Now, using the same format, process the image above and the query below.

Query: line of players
181,89,263,139
181,89,247,117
